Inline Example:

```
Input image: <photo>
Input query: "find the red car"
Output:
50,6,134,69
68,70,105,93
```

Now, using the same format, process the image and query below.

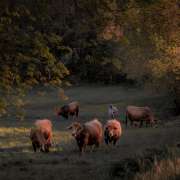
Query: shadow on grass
0,145,32,152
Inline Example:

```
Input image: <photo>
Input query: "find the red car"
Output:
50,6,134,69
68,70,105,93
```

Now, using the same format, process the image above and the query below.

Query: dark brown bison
30,119,52,152
104,119,122,145
67,119,103,153
125,105,155,127
56,101,79,120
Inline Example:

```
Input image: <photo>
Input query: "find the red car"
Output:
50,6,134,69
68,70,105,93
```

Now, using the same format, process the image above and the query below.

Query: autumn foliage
0,0,179,115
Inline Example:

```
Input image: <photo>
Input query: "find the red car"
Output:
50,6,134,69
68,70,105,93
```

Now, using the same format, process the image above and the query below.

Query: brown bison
56,101,79,120
30,119,52,152
67,119,103,153
104,119,122,145
125,105,155,127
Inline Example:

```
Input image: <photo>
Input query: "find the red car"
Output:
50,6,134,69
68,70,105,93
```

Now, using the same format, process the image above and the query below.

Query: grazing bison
108,104,119,119
30,128,47,152
30,119,52,152
56,101,79,120
125,106,155,127
104,119,122,145
67,119,103,153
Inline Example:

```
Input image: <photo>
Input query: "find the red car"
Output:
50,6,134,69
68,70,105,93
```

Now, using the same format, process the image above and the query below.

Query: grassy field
0,85,179,180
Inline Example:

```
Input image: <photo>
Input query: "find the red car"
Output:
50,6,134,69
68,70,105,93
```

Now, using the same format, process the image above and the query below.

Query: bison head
104,125,118,144
106,126,118,137
67,122,82,137
55,107,69,119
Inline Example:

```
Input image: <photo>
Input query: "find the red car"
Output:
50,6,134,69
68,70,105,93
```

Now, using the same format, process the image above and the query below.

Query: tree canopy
0,0,179,116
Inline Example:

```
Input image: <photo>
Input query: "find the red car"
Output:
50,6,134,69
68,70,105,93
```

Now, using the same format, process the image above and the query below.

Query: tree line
0,0,179,116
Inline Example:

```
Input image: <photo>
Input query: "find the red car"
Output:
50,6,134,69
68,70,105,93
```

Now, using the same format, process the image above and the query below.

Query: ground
0,85,179,180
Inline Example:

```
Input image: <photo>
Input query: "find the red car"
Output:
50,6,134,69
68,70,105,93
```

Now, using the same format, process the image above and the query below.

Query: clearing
0,85,179,180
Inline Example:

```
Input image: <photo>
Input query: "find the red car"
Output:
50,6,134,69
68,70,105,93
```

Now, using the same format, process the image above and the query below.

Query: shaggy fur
56,101,79,120
30,119,52,152
104,119,122,145
68,119,103,153
125,105,155,127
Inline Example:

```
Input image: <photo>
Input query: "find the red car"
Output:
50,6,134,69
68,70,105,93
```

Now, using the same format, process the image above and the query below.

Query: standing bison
30,119,52,152
56,101,79,120
67,119,103,153
125,105,155,127
104,119,122,145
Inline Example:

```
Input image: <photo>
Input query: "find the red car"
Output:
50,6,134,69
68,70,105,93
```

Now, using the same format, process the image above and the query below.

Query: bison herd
30,101,156,154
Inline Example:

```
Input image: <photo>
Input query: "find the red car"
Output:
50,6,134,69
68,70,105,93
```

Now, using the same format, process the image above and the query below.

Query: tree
0,1,70,117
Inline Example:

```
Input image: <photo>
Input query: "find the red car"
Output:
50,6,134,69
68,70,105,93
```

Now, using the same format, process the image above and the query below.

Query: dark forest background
0,0,179,117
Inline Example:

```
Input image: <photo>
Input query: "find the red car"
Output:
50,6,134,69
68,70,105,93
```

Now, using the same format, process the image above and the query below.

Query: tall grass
110,147,180,180
135,157,180,180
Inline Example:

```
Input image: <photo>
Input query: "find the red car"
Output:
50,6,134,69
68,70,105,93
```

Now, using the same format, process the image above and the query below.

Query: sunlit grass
0,127,29,135
0,127,72,151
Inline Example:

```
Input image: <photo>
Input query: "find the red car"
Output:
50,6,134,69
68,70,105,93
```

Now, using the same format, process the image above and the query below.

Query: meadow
0,85,180,180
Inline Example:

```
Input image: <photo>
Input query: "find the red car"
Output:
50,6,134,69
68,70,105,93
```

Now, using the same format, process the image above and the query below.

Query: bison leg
32,142,37,152
40,144,46,152
113,139,117,146
72,114,76,121
104,130,109,145
112,113,115,119
78,144,83,153
90,145,96,152
40,147,45,152
130,120,133,127
139,120,143,128
45,146,49,153
95,142,100,148
75,108,79,120
79,146,85,155
104,138,109,145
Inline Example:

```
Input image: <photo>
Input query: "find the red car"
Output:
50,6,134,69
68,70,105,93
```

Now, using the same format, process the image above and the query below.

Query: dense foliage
0,0,179,116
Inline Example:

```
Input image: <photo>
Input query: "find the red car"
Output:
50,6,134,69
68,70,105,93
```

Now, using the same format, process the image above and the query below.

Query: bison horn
66,125,72,130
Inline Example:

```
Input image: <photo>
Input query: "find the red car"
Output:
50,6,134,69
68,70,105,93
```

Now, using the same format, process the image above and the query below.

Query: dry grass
0,85,179,180
110,147,180,180
135,158,180,180
134,149,180,180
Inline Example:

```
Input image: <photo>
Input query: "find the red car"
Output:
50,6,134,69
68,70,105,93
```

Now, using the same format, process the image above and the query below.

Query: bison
108,104,119,119
125,105,155,127
30,119,52,152
67,119,103,153
104,119,122,145
56,101,79,120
